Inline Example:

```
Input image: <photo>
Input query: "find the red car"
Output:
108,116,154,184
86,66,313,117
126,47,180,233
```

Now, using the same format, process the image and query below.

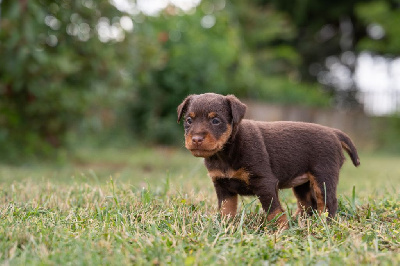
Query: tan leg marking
267,208,288,230
309,174,325,214
221,195,238,217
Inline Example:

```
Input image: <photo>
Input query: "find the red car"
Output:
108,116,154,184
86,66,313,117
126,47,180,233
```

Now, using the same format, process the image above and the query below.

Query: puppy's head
177,93,246,158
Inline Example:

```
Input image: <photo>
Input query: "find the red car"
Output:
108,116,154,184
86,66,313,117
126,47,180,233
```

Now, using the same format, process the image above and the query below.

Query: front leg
250,177,288,230
213,180,238,217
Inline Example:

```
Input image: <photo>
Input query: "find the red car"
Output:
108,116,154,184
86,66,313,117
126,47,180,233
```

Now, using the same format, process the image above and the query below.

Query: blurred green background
1,0,400,161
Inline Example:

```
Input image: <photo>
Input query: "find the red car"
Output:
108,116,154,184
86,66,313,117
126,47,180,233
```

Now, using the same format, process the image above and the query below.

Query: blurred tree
0,0,130,159
356,0,400,54
129,4,244,144
228,0,329,104
230,0,299,77
129,0,330,144
231,0,361,109
235,0,400,108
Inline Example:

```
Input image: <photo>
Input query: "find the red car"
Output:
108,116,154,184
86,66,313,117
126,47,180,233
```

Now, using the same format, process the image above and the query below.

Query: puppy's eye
211,118,221,125
186,117,192,125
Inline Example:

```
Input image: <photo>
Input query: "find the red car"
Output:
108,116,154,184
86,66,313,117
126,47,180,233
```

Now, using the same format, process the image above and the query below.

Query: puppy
177,93,360,228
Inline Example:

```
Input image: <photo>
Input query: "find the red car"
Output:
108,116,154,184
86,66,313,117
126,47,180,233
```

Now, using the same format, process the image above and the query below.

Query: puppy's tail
334,129,360,167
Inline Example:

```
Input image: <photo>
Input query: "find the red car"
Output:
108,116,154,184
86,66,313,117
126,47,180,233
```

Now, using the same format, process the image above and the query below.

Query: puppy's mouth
189,148,220,158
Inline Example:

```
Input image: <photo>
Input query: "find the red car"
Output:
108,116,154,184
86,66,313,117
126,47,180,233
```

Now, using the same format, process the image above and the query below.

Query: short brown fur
177,93,360,229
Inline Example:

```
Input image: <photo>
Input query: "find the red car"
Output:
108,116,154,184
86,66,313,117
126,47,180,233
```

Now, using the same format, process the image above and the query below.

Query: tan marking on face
215,124,232,151
208,167,250,184
208,112,217,118
184,133,194,152
309,174,326,214
185,132,219,157
185,124,232,158
267,208,288,230
220,195,238,217
188,112,196,118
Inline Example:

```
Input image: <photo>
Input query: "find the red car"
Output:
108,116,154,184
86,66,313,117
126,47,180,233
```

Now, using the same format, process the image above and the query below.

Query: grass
0,147,399,265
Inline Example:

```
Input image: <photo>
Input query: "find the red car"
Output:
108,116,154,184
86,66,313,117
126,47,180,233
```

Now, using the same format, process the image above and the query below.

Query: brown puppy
177,93,360,229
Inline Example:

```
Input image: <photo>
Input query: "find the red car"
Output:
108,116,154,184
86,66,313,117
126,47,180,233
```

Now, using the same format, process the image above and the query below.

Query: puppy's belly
278,173,310,189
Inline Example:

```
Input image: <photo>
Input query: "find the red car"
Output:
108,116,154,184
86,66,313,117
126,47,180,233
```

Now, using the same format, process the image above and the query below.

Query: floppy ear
226,94,247,125
177,95,193,123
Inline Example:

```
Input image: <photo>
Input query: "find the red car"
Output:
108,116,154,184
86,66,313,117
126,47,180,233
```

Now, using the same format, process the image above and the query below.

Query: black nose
192,135,204,146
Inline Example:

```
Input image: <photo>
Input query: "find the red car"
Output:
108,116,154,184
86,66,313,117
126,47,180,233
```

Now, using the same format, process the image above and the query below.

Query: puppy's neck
206,135,236,162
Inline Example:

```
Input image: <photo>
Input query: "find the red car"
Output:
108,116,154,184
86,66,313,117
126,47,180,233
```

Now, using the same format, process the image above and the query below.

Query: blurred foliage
129,0,331,144
129,7,243,143
254,0,400,108
1,0,400,159
251,0,364,81
0,0,131,160
356,1,400,54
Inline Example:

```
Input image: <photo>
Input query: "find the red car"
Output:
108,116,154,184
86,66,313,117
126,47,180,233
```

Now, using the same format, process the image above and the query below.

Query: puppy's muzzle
191,135,204,147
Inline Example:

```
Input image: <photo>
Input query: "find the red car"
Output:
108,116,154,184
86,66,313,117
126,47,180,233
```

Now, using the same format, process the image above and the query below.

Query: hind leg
292,181,317,217
308,170,339,217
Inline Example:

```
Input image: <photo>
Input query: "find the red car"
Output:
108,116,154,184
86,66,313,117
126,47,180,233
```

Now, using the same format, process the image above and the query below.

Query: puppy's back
237,120,345,178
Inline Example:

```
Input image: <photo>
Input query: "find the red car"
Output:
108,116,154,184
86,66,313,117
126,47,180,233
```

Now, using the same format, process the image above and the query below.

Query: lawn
0,147,399,265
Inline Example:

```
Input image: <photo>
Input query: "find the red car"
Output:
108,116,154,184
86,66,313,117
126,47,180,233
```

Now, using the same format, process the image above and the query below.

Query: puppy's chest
205,159,250,185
